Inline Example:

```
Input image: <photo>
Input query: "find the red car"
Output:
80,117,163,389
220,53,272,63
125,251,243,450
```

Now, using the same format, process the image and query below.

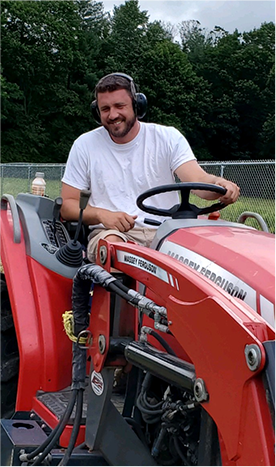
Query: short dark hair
95,74,135,100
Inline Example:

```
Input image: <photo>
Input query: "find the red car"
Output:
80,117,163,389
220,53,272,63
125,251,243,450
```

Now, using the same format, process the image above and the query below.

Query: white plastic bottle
31,172,46,196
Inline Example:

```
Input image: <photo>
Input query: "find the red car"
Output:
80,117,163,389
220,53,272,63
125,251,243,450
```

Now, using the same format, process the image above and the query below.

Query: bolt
245,344,261,371
98,335,106,354
99,246,107,265
194,378,209,402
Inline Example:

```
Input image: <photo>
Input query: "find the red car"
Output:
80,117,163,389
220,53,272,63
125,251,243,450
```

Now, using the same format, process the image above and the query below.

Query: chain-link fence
0,160,275,232
194,160,275,233
0,163,66,201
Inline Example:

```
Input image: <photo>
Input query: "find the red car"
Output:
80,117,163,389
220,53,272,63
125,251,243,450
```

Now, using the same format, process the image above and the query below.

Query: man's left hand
216,180,240,205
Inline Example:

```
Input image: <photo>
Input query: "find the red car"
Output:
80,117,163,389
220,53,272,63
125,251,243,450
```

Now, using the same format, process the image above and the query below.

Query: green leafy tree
139,41,213,159
1,0,106,162
181,21,275,160
98,0,171,79
1,0,274,163
259,63,275,158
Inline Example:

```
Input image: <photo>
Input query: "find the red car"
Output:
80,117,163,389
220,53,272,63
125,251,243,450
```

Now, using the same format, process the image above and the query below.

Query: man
61,73,240,262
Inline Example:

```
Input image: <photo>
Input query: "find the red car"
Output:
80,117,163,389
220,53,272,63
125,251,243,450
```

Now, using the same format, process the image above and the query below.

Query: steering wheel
136,183,227,219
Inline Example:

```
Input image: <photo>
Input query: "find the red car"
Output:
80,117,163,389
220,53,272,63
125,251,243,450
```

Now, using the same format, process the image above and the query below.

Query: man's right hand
60,183,137,231
99,210,137,232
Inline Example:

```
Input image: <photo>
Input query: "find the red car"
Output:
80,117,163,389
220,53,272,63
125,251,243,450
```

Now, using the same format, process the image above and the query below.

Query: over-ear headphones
91,72,147,124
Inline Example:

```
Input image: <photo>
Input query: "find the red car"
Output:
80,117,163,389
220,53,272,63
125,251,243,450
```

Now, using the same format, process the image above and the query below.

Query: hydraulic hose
172,436,190,466
72,263,169,335
58,389,84,466
136,392,163,416
142,391,163,410
72,264,118,335
72,274,92,336
143,328,177,356
71,342,87,390
25,389,78,465
20,345,85,466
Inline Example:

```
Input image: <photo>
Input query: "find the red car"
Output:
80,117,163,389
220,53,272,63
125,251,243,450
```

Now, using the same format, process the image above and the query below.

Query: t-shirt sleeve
61,140,90,190
169,127,196,173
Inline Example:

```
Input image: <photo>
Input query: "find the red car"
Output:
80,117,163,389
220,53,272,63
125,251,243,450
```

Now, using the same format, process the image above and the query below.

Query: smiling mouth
108,118,124,125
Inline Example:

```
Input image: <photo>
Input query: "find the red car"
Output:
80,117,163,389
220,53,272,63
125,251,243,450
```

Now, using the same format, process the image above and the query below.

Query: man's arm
175,160,240,205
60,183,137,232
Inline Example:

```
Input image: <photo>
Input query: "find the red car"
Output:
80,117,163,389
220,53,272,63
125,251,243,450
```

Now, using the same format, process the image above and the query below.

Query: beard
104,114,136,140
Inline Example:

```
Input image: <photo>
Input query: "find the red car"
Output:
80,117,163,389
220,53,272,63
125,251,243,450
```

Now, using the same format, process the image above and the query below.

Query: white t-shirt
62,122,196,227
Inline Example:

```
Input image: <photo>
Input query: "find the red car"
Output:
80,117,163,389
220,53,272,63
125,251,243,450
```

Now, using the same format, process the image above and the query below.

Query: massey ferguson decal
159,241,257,311
116,251,169,283
91,371,104,396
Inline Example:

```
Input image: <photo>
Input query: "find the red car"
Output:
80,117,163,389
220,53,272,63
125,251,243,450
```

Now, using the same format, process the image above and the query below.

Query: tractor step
36,387,88,424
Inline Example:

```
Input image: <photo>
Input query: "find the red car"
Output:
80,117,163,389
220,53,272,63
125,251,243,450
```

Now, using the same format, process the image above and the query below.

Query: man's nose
109,106,119,120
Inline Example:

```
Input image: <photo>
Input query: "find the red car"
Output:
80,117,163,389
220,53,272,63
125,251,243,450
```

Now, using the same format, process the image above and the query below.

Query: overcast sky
102,1,275,35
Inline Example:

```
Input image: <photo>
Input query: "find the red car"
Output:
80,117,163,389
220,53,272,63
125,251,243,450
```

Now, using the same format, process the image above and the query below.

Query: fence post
28,166,31,193
0,165,4,197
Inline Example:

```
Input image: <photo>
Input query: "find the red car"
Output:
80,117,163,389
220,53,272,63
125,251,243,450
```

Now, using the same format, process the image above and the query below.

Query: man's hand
99,210,137,232
216,179,240,205
175,161,240,205
60,183,138,230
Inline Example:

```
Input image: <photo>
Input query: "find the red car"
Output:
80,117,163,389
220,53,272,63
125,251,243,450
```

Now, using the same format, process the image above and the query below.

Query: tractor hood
155,220,275,327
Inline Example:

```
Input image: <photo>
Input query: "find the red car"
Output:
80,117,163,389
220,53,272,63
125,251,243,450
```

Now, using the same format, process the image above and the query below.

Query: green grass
1,177,275,233
190,193,275,233
1,177,63,201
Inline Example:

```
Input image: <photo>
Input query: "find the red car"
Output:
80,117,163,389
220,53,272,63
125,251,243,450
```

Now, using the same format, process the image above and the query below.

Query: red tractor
1,183,275,466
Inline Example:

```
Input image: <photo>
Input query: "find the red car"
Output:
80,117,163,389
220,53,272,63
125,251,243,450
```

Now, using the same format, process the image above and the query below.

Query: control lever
56,190,91,267
73,190,91,243
52,196,63,236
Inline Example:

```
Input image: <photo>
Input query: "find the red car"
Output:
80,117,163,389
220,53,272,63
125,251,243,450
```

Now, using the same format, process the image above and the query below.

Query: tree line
1,0,275,163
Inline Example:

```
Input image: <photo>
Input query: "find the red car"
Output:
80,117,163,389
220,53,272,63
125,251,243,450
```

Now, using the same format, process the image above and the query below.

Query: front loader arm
89,239,274,466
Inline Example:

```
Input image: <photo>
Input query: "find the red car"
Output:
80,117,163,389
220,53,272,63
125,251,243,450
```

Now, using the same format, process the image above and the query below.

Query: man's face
97,89,138,143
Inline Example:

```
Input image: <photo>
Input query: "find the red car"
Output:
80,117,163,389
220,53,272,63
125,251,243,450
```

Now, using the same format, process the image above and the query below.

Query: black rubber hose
72,265,137,335
108,281,140,304
148,329,177,357
27,389,78,465
157,435,180,465
142,391,163,410
30,343,86,465
72,274,92,336
112,279,131,294
58,389,84,466
108,282,156,321
71,342,87,390
140,373,163,409
172,436,190,466
136,392,163,416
